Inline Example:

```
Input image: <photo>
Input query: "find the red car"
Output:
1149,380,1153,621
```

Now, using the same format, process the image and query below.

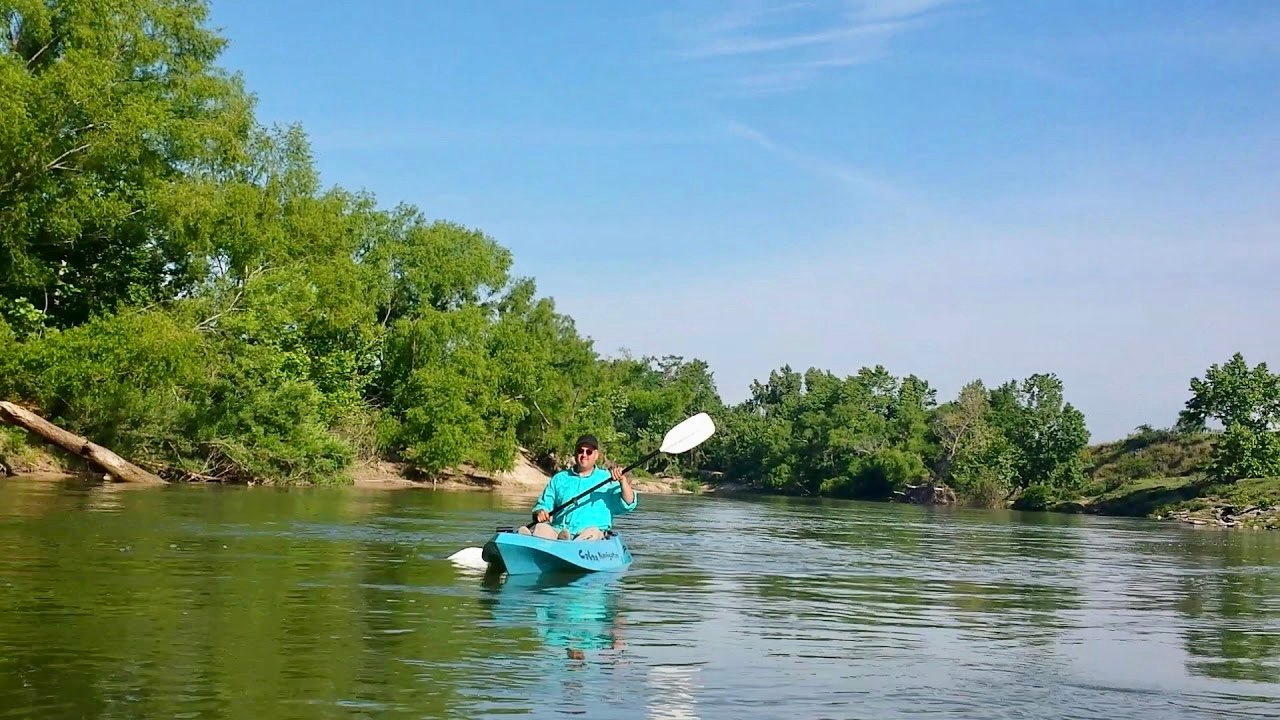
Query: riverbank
1063,476,1280,529
1057,429,1280,529
349,453,699,495
1,436,701,496
6,419,1275,521
7,456,1276,526
2,405,704,494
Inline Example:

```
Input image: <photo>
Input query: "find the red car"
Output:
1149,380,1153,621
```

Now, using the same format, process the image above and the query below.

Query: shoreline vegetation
4,403,1279,528
2,2,1278,529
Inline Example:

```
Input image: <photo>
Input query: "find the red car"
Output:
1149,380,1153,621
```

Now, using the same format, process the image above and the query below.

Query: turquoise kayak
480,530,632,575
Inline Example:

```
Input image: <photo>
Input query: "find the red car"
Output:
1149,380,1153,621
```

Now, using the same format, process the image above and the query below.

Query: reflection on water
1173,534,1280,683
479,570,626,656
0,479,1278,718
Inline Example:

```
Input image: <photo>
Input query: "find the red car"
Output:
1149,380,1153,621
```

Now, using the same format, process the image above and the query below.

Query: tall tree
931,380,1017,506
1177,353,1280,481
988,373,1089,503
2,0,255,328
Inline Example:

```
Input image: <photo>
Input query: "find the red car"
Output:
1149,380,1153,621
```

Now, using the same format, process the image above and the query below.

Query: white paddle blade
659,412,716,455
447,546,489,570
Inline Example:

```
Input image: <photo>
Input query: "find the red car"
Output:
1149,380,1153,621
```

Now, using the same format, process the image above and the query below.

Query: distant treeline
3,1,1277,504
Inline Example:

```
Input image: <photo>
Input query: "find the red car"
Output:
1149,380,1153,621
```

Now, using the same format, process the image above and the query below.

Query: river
2,478,1278,719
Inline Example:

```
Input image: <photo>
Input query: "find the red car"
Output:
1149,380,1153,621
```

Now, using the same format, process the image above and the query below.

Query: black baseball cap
574,435,598,450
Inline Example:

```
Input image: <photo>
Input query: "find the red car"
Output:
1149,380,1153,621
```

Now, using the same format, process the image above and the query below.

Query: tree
2,0,255,328
890,374,938,459
699,364,939,499
1177,353,1280,481
931,380,1016,505
2,0,745,487
988,373,1090,507
745,365,803,415
933,380,990,478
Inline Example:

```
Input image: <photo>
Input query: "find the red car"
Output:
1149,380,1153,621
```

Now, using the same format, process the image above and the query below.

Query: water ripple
1,482,1278,718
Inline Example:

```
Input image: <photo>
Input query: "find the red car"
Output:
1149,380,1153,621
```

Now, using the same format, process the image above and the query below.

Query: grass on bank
0,427,75,475
1069,475,1280,520
1069,428,1280,523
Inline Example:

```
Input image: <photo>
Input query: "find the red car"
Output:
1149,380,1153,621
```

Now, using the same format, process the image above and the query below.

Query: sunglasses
575,447,596,456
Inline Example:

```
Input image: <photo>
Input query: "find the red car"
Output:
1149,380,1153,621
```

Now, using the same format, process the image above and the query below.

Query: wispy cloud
725,120,909,209
853,0,962,23
677,0,972,94
307,123,717,153
700,0,820,36
688,18,911,58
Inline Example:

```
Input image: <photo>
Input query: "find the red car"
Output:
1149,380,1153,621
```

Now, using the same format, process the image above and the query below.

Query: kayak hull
481,530,632,575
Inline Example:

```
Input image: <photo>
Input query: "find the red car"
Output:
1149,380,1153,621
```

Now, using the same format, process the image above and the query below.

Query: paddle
526,411,718,530
446,412,717,569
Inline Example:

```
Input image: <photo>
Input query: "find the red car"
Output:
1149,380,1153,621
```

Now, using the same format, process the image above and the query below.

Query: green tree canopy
1178,353,1280,481
2,0,255,328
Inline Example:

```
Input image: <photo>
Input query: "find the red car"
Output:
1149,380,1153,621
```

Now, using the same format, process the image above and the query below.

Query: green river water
2,478,1278,719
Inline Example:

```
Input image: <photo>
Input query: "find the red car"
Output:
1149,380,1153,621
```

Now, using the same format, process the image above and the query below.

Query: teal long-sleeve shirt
533,467,638,535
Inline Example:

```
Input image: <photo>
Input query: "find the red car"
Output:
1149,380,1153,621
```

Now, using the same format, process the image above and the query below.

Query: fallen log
0,401,165,484
893,482,958,506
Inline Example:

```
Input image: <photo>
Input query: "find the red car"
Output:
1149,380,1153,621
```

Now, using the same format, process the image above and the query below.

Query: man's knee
522,522,559,540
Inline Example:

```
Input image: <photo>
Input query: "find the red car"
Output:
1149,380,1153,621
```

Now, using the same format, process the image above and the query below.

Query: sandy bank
351,452,701,495
4,436,705,494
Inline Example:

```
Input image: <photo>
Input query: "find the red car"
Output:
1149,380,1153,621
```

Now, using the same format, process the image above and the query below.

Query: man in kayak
518,434,637,541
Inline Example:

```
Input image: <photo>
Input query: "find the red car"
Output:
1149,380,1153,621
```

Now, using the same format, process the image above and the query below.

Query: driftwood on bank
0,401,166,484
892,482,957,506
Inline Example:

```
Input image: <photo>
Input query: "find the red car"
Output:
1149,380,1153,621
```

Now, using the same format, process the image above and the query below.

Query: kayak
480,530,632,575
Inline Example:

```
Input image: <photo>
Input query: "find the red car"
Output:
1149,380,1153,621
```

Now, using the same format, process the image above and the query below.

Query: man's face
575,445,597,471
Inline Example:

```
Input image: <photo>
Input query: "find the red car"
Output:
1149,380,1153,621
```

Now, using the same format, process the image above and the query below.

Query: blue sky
207,0,1280,440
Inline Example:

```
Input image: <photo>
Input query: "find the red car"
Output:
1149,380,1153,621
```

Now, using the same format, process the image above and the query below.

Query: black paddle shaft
522,448,659,529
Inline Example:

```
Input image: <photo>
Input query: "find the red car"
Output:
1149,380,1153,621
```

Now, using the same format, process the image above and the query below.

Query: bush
1013,483,1060,511
8,311,209,457
1122,424,1176,452
1086,428,1213,491
820,449,928,499
0,317,15,398
7,310,356,484
1208,425,1280,482
962,477,1007,509
677,478,703,493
